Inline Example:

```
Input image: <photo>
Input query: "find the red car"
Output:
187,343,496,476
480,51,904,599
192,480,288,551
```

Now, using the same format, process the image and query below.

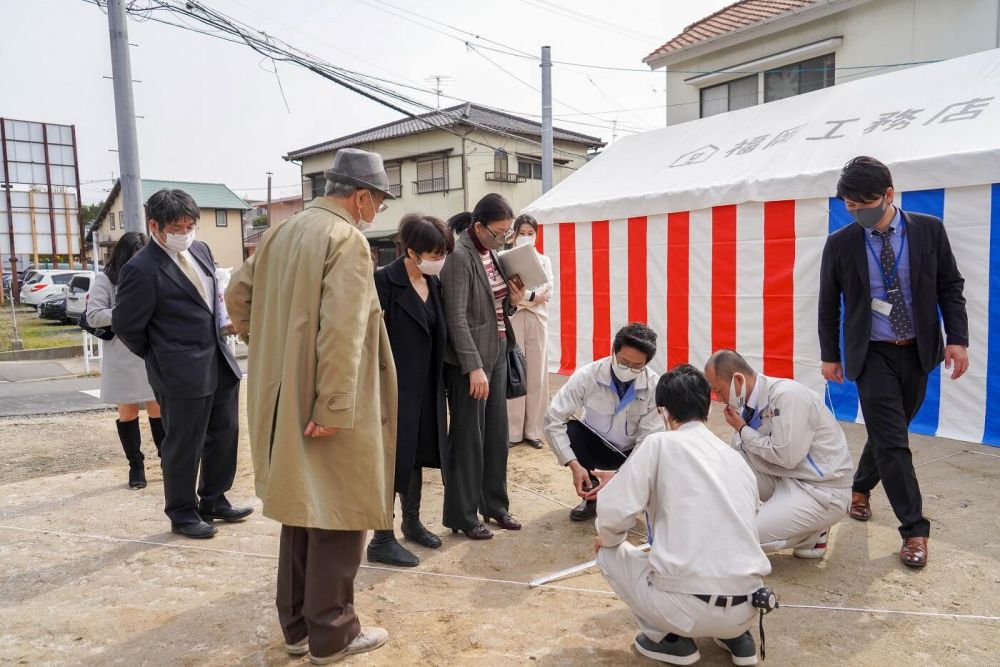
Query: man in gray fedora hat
227,147,399,663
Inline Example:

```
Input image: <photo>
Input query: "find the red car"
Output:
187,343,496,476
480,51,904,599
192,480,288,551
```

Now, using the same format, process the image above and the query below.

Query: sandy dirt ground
1,379,999,666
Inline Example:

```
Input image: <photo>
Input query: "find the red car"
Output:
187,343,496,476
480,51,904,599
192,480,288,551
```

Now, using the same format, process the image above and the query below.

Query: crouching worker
705,350,853,560
543,323,663,522
594,365,771,666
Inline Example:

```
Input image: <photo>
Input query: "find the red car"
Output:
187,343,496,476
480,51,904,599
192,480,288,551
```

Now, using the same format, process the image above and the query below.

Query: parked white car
20,270,93,307
64,273,95,322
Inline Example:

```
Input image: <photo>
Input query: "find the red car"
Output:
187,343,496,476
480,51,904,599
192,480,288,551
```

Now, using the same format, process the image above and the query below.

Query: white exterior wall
663,0,1000,125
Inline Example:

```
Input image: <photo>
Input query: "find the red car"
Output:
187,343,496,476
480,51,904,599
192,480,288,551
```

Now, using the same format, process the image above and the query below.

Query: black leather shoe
367,531,419,567
485,513,522,530
569,499,597,521
524,438,544,449
198,504,254,522
452,524,493,540
172,521,218,539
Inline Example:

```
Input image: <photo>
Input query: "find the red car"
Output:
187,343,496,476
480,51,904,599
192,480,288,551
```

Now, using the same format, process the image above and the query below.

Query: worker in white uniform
705,349,853,560
544,323,663,522
594,364,771,666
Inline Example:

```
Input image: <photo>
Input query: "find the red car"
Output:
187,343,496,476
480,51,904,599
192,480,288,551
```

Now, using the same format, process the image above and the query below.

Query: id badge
871,298,893,316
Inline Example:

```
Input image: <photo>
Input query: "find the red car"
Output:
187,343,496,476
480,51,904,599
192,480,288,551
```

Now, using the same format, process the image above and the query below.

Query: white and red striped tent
524,48,1000,447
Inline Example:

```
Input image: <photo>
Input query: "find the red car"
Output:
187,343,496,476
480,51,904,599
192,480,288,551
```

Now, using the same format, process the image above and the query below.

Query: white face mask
354,192,378,231
728,373,747,410
164,230,195,252
514,235,536,248
611,360,643,384
415,255,446,276
658,408,672,431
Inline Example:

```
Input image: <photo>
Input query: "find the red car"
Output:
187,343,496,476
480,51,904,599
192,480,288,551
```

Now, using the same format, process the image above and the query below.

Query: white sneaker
309,627,389,664
793,531,828,559
285,637,308,655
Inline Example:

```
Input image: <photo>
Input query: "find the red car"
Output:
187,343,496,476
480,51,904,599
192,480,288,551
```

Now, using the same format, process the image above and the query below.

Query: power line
81,0,600,162
514,0,659,43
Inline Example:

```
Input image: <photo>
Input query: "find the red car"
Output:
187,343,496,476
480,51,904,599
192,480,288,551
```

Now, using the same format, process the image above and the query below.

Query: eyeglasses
484,224,514,241
376,201,389,214
614,356,646,372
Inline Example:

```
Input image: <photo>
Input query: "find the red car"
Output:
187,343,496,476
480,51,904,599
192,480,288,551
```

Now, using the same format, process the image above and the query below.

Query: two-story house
284,103,604,265
644,0,1000,126
90,178,249,269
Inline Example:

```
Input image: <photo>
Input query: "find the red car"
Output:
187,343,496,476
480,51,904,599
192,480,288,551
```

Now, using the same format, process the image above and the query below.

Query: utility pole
266,171,273,226
107,0,143,233
540,46,553,193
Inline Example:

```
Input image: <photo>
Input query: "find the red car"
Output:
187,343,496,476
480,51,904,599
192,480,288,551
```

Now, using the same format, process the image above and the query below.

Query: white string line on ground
966,449,1000,459
914,451,968,467
3,524,999,622
508,480,648,540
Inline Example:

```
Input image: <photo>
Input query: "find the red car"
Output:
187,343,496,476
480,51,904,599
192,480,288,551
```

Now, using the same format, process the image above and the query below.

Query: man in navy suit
819,157,968,568
114,189,251,538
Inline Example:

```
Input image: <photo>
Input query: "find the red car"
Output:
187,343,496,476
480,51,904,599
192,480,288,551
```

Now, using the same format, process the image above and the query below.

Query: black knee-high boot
117,419,146,489
148,417,165,458
401,468,442,548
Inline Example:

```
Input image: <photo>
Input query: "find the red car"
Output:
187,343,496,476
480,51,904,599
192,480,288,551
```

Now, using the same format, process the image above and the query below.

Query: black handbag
505,316,528,399
79,313,115,341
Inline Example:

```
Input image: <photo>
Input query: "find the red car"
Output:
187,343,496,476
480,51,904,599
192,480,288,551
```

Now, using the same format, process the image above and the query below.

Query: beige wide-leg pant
755,473,851,552
507,309,548,442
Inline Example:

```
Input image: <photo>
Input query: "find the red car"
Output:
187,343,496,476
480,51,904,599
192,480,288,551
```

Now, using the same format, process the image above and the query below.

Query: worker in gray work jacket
705,349,853,560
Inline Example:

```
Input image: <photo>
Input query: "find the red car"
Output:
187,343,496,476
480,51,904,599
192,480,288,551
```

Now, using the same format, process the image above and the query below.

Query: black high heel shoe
451,524,493,540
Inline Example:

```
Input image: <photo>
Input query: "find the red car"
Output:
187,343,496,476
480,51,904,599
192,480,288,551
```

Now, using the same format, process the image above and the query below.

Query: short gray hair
324,179,360,198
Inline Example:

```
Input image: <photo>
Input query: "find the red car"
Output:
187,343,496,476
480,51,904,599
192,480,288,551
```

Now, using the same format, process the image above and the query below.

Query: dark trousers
157,365,240,526
277,525,363,657
567,420,629,474
853,342,930,539
443,337,510,530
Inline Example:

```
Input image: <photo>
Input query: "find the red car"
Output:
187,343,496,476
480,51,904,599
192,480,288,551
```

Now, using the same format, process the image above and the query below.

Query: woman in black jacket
367,213,452,567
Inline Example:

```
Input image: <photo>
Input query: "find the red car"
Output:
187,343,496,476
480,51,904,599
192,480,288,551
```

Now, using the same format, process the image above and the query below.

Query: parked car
20,270,93,307
64,273,94,322
38,294,68,322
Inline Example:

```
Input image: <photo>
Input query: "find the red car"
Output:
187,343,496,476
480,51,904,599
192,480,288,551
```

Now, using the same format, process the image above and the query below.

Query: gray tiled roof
285,103,605,160
91,178,249,232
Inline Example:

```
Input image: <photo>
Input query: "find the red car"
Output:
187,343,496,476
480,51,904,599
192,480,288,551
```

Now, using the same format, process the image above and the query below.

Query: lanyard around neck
864,215,907,293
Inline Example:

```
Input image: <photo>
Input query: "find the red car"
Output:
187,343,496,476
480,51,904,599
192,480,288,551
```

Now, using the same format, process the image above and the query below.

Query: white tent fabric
523,48,1000,446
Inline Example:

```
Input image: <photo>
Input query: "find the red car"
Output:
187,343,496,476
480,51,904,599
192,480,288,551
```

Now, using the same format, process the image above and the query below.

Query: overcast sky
3,0,731,204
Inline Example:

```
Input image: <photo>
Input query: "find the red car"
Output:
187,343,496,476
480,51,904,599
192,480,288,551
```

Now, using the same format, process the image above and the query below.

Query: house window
415,157,448,194
109,212,115,231
385,163,402,198
764,53,835,103
700,74,758,118
494,149,509,173
517,160,542,180
216,210,228,227
308,173,325,200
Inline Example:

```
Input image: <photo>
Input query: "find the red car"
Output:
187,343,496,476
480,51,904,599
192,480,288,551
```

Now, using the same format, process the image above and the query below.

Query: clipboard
497,243,548,289
571,418,628,461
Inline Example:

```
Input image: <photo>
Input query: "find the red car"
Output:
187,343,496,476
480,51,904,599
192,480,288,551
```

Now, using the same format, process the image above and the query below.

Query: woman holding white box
507,214,554,449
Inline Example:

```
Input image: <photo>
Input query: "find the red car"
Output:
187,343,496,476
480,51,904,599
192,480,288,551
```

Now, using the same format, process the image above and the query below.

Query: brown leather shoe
849,491,872,521
900,537,928,568
452,524,493,540
485,513,522,530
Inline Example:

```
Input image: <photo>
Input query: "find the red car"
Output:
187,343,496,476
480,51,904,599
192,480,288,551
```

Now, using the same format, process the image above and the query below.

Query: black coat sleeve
817,234,843,363
933,219,969,347
112,262,156,358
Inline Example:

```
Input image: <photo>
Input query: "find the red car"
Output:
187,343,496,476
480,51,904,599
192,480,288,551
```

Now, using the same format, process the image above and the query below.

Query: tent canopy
525,48,1000,223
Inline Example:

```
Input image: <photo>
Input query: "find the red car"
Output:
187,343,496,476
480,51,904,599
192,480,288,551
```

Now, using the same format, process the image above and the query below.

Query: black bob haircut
448,193,515,238
613,322,657,362
105,231,148,286
836,156,893,203
145,188,200,227
399,213,454,255
655,364,711,423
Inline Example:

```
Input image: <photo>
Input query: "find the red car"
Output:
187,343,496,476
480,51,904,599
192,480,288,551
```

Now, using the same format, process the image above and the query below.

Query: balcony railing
413,178,449,194
485,171,526,184
386,183,402,198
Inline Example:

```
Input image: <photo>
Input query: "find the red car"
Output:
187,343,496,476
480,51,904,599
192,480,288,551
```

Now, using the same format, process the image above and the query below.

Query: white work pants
755,473,850,552
597,542,756,642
